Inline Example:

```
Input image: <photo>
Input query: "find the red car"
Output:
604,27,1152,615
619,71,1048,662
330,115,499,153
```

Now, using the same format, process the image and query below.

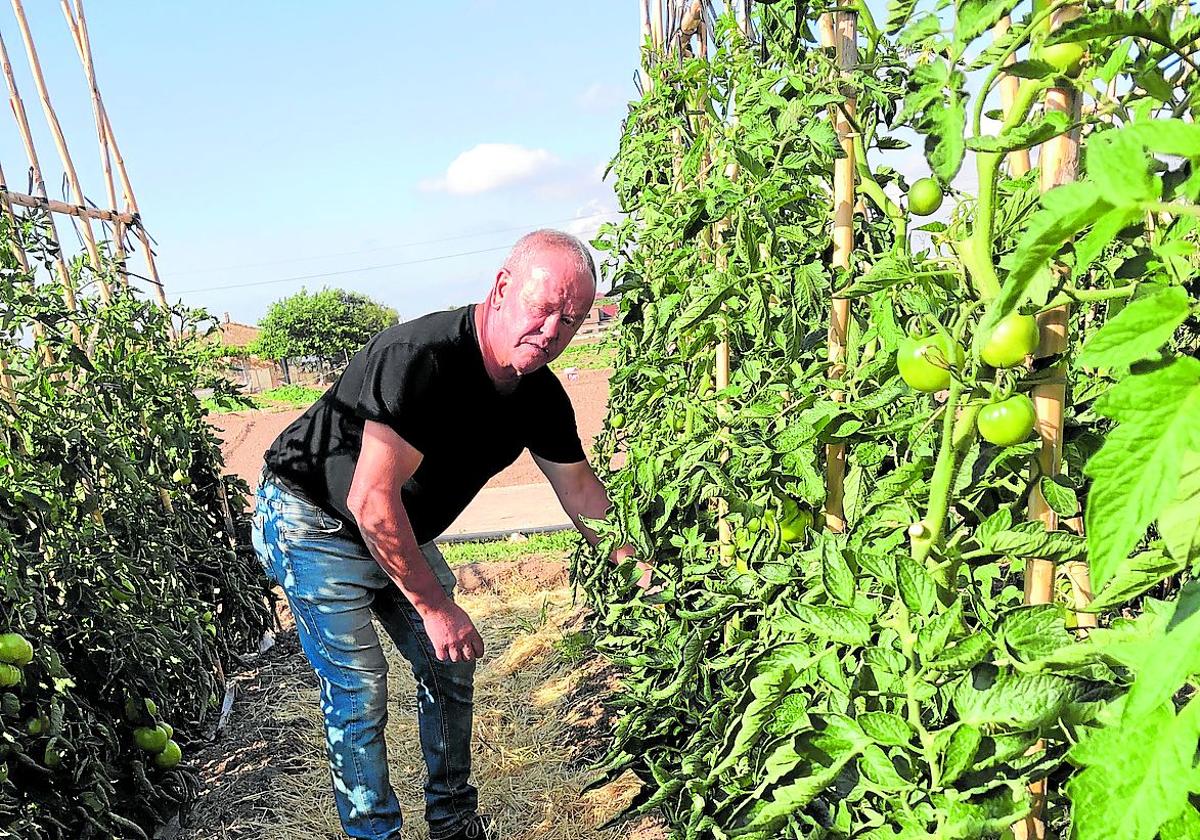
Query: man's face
491,249,594,376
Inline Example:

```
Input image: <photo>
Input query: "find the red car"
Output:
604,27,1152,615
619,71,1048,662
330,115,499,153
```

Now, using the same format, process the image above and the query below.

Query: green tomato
43,745,63,769
977,394,1037,446
897,335,963,393
0,665,20,689
154,740,182,769
134,725,168,753
0,634,33,667
1041,41,1085,76
779,499,812,544
980,313,1039,368
159,722,174,740
609,412,626,430
907,177,944,216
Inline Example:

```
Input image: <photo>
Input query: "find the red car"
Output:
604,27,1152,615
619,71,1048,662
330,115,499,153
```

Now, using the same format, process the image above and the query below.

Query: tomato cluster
895,311,1041,447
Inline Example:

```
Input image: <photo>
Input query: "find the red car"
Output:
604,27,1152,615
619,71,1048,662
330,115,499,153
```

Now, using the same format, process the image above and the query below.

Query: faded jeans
251,475,477,840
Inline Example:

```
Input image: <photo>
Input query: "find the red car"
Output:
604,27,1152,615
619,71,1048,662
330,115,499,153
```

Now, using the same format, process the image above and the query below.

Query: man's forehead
518,262,593,311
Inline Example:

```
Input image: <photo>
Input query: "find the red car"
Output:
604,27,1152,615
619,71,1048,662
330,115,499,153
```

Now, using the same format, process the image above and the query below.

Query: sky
0,0,1004,328
0,1,642,326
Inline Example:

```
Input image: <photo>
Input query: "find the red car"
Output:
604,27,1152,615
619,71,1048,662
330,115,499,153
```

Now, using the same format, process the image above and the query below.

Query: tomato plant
0,218,272,837
576,2,1200,839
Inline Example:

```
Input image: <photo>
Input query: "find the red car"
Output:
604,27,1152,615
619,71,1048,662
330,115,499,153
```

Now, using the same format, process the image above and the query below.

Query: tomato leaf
1077,286,1190,369
1067,698,1200,840
1085,357,1200,588
1089,549,1185,612
967,111,1071,153
923,96,966,183
953,0,1021,55
1158,451,1200,568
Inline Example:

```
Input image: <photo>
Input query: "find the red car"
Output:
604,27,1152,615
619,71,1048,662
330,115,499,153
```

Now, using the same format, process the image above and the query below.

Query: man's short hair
503,229,597,286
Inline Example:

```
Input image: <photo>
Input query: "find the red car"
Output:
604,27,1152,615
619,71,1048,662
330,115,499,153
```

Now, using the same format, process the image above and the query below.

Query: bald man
251,230,639,840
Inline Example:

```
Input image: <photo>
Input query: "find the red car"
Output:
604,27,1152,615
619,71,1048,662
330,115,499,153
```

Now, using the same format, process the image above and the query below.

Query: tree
250,288,398,381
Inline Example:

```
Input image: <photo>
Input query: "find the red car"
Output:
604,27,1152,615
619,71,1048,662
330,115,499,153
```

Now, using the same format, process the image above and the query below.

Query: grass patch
550,338,616,372
203,383,325,414
442,529,581,566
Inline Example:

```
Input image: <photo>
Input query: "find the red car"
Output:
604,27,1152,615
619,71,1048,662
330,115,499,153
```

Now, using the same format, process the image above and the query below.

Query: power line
169,210,619,277
175,244,519,294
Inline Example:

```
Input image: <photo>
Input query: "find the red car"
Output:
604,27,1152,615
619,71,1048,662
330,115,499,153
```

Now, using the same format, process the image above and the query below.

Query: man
251,229,641,840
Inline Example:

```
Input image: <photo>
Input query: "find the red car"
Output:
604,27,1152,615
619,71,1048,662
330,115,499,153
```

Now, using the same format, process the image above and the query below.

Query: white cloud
420,143,560,195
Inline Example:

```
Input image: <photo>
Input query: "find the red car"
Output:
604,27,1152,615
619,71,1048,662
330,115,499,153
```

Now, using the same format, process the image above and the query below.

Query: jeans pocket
274,500,345,541
250,510,278,583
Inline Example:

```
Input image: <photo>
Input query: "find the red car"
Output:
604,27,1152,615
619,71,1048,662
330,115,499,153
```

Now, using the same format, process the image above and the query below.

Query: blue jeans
251,476,477,840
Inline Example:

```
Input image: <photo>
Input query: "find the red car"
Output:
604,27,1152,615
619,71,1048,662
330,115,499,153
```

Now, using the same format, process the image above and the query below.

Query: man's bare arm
533,455,650,584
347,421,484,661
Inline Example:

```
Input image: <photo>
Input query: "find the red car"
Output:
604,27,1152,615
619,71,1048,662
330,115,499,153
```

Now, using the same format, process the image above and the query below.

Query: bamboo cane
0,29,81,334
650,0,664,57
1013,9,1084,839
59,0,170,316
819,11,857,534
995,17,1031,177
61,0,127,285
639,0,653,91
10,0,110,304
0,189,134,224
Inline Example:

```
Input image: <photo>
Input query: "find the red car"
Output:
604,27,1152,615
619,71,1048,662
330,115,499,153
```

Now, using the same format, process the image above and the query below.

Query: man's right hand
421,599,485,663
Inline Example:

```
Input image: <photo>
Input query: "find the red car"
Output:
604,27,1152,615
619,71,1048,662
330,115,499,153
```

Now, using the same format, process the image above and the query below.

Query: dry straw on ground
180,560,664,840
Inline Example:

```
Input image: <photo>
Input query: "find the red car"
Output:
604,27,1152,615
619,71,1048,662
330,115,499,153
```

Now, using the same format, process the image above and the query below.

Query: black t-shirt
262,305,585,544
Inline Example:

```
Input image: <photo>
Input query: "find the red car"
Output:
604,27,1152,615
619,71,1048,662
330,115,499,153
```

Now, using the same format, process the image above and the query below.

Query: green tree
250,288,398,381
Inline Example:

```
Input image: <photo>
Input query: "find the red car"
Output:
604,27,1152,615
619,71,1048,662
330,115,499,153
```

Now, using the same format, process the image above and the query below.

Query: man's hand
421,599,485,663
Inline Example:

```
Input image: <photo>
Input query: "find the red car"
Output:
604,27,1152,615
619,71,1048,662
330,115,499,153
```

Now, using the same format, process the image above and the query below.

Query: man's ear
492,268,511,309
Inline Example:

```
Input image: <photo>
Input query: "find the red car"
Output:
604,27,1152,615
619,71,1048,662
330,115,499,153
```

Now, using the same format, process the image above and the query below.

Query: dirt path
179,558,662,840
211,369,611,491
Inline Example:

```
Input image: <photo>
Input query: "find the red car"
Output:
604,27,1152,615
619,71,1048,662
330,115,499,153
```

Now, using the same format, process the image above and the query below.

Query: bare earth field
210,368,612,491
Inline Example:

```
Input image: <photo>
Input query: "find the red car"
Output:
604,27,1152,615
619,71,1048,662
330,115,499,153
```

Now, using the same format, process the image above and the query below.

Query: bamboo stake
0,189,134,224
1014,8,1084,839
10,0,110,304
650,0,664,57
0,29,81,331
819,11,857,534
995,17,1031,177
59,0,169,316
61,0,127,285
639,0,653,91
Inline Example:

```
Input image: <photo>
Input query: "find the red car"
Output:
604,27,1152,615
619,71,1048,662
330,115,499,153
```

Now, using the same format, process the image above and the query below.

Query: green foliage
550,338,617,372
0,215,271,837
250,287,398,364
574,2,1200,838
441,530,582,567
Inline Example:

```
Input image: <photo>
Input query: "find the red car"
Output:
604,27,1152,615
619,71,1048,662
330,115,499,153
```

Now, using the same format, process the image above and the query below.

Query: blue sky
0,2,640,325
0,0,1004,327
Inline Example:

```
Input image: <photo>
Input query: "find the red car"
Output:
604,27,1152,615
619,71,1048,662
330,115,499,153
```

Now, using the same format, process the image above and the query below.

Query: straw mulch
179,559,665,840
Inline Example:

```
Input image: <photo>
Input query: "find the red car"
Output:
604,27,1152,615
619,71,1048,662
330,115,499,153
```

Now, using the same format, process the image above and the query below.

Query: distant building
578,294,618,338
216,312,284,393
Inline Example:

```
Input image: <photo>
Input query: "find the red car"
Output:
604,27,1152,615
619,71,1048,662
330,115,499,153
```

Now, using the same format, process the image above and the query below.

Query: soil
210,368,612,492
